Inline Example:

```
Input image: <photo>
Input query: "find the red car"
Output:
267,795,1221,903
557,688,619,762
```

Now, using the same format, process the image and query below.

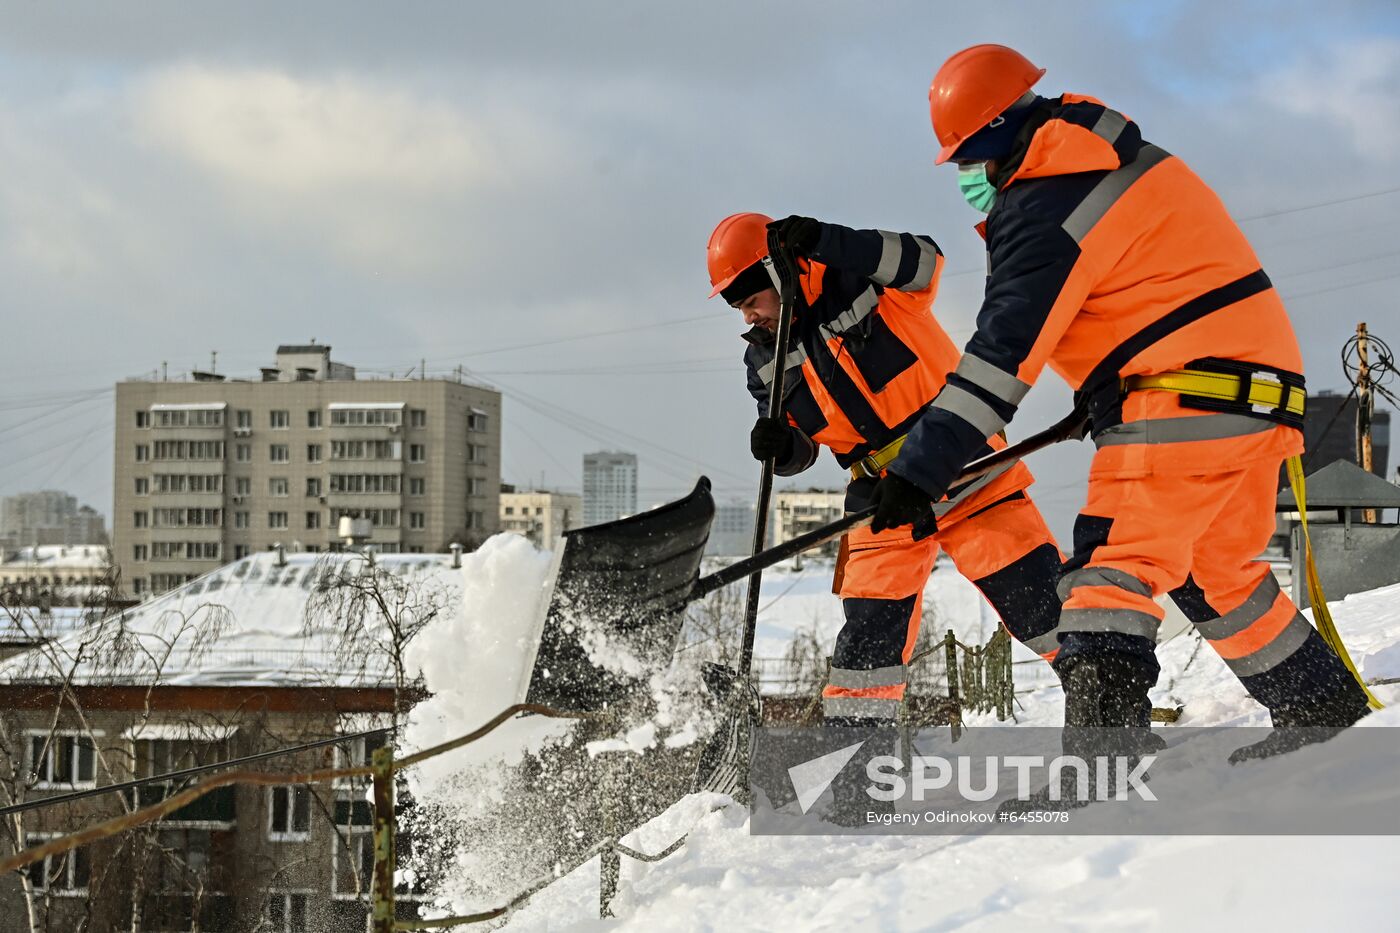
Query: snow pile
402,533,563,793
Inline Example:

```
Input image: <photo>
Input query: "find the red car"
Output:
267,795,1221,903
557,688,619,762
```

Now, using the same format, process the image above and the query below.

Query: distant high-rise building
582,452,637,525
114,344,502,598
0,491,107,549
707,501,758,557
1302,391,1391,477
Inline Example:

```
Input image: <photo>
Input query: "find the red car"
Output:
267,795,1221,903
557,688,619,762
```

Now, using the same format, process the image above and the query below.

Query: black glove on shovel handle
869,473,938,540
766,215,821,257
749,417,795,462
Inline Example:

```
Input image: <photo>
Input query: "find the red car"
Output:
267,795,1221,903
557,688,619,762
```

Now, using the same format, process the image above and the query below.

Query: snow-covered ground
485,564,1400,932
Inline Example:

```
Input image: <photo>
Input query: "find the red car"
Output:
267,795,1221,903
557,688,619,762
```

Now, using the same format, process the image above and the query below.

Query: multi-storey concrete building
499,488,582,548
582,451,637,526
113,345,501,597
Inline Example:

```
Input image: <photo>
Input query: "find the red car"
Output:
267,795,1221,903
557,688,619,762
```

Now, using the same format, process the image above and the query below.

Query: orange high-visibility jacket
743,221,1030,518
892,95,1304,494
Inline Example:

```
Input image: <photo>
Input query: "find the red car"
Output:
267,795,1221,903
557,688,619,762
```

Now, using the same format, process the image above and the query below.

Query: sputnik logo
787,741,865,813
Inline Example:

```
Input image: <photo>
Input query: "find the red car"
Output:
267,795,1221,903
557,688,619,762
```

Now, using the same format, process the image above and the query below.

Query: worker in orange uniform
871,45,1370,760
707,212,1064,731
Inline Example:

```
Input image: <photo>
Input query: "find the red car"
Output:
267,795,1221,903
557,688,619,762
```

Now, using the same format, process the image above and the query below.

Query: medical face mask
957,163,997,213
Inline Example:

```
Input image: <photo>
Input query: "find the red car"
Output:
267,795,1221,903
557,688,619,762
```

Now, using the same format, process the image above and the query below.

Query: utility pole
1356,322,1376,524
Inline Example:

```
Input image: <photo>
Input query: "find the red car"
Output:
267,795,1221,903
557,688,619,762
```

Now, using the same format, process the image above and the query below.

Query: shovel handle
692,405,1087,602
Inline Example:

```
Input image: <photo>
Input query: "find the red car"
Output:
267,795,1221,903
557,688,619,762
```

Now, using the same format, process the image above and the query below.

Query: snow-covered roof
0,550,463,688
1,545,109,569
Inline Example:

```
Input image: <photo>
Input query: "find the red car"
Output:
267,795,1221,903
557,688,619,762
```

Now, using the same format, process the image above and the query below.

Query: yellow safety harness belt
851,435,906,480
1132,366,1379,708
1125,368,1306,417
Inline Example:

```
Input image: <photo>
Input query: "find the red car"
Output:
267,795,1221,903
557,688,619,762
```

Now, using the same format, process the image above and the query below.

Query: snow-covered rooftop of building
0,550,463,687
0,545,109,568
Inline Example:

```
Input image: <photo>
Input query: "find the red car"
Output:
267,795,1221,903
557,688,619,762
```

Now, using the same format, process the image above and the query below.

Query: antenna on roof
211,351,217,374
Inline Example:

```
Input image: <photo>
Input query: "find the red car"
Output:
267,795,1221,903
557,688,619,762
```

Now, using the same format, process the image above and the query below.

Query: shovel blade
524,477,715,711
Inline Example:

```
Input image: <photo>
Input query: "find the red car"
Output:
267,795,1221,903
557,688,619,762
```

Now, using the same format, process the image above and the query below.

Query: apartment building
582,451,637,526
113,345,501,597
773,489,845,557
499,488,582,548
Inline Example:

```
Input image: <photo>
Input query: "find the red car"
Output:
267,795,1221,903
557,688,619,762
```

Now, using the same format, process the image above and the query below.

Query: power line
1234,185,1400,224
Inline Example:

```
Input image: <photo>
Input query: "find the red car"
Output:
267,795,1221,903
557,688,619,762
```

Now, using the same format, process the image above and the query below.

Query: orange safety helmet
929,44,1045,164
707,212,773,298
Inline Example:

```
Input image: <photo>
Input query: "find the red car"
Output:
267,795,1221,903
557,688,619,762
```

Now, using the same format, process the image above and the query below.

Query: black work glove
766,215,822,257
750,417,795,462
869,473,938,540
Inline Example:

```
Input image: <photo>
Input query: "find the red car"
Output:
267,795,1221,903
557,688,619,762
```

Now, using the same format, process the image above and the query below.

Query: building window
269,444,290,463
267,892,309,931
236,444,252,463
467,443,485,463
307,409,322,429
330,440,401,461
410,409,427,428
410,512,425,529
234,545,249,560
409,477,425,497
25,834,90,895
135,444,149,463
133,544,148,562
132,577,146,595
153,440,224,461
328,474,399,494
466,477,483,496
504,506,514,516
307,444,322,463
468,410,488,432
270,410,290,429
235,511,250,530
236,409,252,429
135,411,150,429
409,444,426,463
133,511,148,528
135,477,149,496
306,511,321,530
268,512,289,530
30,733,97,788
268,785,311,840
306,477,322,498
269,478,289,497
330,408,402,427
235,477,251,496
465,511,483,530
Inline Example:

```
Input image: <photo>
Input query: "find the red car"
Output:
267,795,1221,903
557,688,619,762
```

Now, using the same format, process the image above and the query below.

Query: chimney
450,542,463,568
274,542,287,567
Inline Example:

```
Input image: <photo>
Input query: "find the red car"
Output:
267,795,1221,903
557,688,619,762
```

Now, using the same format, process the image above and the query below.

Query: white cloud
1265,37,1400,157
132,64,483,194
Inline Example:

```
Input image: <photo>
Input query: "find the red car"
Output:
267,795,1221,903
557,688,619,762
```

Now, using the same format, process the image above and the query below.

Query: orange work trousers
821,491,1063,720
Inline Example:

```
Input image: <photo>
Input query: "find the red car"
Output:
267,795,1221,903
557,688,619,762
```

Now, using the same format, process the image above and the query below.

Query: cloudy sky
2,1,1399,543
